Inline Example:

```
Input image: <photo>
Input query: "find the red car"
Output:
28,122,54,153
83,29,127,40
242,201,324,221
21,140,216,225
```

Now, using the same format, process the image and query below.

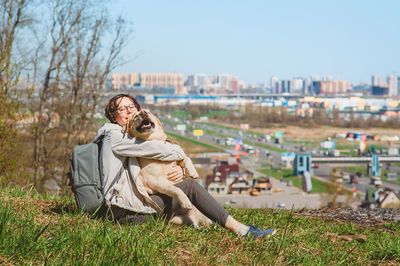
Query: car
250,188,259,196
350,175,359,184
277,201,286,208
342,173,350,182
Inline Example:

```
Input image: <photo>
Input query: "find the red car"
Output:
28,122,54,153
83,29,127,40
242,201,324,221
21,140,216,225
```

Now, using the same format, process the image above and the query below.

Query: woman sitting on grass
94,93,276,238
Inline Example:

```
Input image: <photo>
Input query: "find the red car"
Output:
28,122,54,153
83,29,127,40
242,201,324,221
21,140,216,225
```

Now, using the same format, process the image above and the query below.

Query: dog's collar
166,139,174,144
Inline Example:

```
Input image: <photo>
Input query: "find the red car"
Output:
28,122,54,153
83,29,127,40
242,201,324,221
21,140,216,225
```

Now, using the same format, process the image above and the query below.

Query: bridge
294,154,400,177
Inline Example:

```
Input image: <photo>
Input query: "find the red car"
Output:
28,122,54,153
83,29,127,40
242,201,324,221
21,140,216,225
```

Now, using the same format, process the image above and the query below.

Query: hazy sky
112,0,400,84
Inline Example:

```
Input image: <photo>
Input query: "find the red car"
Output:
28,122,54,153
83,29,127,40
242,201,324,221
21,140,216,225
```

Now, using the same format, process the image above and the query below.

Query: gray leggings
102,180,230,226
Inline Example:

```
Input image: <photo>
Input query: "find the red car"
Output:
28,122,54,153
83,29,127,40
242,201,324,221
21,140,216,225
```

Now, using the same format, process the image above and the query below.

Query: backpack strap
94,134,105,144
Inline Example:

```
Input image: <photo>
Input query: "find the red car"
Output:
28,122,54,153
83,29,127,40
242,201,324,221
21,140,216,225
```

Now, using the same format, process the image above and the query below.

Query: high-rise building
311,75,320,81
209,74,238,92
281,80,291,94
186,74,208,90
313,80,350,95
303,77,312,95
270,76,279,93
291,78,304,94
371,75,385,87
387,75,398,96
397,77,400,96
111,73,139,90
322,75,333,81
372,86,389,96
111,72,185,94
140,73,185,94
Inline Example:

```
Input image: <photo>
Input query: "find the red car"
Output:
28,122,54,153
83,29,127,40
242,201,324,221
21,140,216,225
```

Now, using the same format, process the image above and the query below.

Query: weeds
0,186,399,264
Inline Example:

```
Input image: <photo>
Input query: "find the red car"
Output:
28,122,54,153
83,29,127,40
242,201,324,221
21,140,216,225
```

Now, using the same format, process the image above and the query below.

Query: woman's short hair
104,94,141,123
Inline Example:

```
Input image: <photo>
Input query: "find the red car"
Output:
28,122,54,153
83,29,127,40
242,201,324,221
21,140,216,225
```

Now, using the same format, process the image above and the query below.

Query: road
163,117,400,194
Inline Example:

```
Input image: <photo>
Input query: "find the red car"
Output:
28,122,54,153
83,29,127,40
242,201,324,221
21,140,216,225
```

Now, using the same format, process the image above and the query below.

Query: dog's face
124,109,167,141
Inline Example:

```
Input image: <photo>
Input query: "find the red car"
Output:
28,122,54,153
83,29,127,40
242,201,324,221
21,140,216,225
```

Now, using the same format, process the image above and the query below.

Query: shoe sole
267,229,277,238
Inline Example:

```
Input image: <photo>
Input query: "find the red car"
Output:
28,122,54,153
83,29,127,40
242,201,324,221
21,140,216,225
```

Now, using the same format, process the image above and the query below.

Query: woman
94,94,275,238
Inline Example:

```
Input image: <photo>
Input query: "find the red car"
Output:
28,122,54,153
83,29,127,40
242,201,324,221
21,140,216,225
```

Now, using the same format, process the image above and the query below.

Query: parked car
350,175,359,184
342,173,350,182
277,201,286,208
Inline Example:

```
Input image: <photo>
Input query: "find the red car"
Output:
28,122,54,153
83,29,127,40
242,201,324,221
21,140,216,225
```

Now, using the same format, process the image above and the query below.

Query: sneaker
245,225,276,238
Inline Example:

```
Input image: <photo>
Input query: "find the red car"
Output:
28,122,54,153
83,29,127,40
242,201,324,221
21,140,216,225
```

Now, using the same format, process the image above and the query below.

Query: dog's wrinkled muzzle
135,111,155,132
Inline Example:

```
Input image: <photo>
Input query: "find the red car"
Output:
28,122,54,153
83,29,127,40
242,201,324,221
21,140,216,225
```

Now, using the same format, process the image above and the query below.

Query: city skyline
111,0,400,85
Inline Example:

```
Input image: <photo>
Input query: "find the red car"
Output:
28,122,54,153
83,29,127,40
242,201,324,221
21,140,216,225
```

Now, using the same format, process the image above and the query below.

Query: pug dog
123,109,212,228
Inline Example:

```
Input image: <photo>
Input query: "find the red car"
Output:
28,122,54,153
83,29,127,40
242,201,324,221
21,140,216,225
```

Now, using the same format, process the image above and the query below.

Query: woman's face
115,97,138,126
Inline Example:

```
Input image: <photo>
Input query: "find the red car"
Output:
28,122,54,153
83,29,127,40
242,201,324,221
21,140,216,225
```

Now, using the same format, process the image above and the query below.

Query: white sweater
94,123,186,213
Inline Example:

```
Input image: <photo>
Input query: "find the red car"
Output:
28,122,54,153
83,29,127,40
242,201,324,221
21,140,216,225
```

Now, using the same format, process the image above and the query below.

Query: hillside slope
0,187,399,265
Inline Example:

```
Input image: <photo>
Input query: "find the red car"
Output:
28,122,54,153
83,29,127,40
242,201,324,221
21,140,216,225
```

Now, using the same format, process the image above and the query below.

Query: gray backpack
68,136,125,212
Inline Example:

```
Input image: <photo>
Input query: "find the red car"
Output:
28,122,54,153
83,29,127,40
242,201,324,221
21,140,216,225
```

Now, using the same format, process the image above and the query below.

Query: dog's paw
187,173,199,179
186,168,199,179
190,172,199,179
179,199,193,210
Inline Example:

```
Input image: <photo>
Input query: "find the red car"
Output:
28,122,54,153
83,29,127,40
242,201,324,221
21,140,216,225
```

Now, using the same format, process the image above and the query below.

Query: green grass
159,118,180,126
0,186,399,264
244,140,289,153
339,151,360,156
202,122,266,138
204,110,228,118
165,131,222,151
337,166,368,176
171,110,189,120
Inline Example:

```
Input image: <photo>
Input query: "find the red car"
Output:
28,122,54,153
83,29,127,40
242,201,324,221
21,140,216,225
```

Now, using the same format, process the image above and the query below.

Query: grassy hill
0,187,399,264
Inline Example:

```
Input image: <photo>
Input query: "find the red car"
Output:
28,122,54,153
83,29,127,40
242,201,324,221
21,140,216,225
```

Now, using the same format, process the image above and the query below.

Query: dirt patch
212,121,400,141
296,208,400,226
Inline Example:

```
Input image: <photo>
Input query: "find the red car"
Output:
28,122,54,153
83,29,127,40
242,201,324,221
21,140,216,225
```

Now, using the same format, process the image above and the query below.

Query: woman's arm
110,130,186,161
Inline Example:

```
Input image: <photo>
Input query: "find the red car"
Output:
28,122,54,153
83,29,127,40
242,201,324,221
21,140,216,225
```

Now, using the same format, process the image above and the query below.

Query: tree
0,0,33,186
25,0,132,191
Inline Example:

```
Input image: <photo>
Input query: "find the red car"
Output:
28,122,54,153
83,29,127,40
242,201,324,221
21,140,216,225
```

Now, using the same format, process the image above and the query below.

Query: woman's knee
176,179,198,195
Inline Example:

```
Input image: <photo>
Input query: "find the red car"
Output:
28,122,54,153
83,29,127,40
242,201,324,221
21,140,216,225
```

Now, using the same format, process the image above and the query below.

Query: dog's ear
121,117,130,134
121,123,128,134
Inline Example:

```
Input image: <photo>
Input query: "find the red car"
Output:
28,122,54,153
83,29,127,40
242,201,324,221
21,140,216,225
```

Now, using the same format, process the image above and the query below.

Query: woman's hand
167,163,184,183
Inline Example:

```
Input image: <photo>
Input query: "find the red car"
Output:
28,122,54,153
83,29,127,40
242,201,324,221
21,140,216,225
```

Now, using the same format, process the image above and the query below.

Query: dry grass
1,186,399,264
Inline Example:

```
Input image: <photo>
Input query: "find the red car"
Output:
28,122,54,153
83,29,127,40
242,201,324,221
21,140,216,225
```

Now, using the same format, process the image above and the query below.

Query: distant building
364,188,400,208
371,75,385,87
303,77,312,95
313,80,350,95
398,76,400,96
186,73,208,93
270,76,279,93
372,86,389,96
111,72,185,94
281,80,291,94
227,177,250,195
291,78,304,94
209,73,239,93
387,75,398,97
207,174,226,195
185,73,242,94
111,73,139,90
321,75,333,81
140,73,185,95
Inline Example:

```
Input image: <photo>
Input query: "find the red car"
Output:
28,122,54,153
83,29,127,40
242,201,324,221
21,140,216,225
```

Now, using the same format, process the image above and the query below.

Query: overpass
294,154,400,177
311,156,400,164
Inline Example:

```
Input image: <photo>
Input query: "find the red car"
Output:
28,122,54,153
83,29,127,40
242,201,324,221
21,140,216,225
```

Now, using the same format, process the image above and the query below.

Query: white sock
235,224,250,236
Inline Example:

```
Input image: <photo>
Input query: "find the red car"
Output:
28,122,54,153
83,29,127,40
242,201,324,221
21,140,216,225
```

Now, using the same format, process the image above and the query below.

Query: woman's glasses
117,104,137,114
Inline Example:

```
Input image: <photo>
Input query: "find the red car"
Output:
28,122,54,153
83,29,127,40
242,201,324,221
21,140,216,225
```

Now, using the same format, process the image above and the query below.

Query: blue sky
112,0,400,84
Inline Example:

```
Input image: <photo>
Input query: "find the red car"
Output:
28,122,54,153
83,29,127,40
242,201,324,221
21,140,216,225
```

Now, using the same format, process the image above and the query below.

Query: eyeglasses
117,104,137,114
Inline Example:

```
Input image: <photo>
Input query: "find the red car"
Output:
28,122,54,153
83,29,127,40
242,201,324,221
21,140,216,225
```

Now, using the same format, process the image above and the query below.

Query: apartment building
111,72,185,94
313,80,350,95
